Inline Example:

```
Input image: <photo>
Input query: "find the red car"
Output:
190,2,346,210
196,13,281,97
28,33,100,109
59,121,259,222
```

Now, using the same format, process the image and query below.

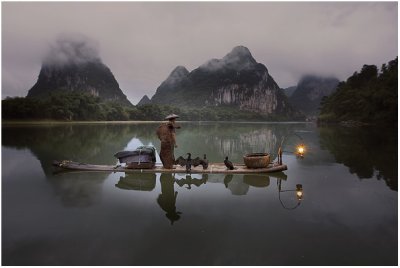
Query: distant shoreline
1,120,163,125
2,120,311,125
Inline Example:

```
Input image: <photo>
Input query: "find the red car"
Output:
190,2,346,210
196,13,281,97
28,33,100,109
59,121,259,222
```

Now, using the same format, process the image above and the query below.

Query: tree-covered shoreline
2,91,302,122
3,57,397,125
318,57,397,126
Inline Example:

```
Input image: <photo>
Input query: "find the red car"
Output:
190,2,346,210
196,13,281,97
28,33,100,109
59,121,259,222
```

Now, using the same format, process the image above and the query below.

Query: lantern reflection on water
278,179,304,210
296,184,303,200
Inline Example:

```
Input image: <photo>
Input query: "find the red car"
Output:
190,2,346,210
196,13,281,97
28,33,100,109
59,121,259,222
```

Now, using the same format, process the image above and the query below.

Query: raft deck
53,160,287,174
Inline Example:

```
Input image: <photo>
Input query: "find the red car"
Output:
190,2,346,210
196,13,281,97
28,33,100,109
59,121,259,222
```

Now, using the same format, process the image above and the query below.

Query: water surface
2,122,397,265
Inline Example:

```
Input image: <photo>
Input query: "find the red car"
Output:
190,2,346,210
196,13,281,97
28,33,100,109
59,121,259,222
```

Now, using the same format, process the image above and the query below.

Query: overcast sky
2,2,398,104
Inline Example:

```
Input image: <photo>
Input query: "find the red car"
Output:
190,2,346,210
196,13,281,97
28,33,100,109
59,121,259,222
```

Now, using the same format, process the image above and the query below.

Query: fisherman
156,114,181,169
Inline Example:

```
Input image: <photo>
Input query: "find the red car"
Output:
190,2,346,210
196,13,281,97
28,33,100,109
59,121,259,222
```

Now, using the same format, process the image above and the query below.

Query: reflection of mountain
2,122,301,205
175,122,305,163
2,124,149,207
226,175,249,195
319,126,397,191
212,129,278,160
51,172,106,207
2,124,139,167
220,174,284,195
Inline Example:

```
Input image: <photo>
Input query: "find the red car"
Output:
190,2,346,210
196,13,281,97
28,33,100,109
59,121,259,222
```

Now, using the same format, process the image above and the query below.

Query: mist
42,34,101,67
2,2,397,104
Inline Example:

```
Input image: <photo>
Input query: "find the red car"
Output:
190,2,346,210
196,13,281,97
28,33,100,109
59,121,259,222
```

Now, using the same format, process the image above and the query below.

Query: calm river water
2,122,397,265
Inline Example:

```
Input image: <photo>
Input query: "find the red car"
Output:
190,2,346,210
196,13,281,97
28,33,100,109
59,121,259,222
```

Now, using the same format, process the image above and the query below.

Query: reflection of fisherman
156,114,181,169
157,173,181,225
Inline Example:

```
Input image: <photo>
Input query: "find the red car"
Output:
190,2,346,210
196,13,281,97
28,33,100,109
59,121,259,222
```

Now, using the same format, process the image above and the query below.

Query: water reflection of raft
53,160,287,174
115,173,156,191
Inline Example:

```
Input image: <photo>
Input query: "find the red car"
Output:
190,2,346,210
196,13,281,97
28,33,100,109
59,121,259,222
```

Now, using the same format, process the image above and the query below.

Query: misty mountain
149,46,298,118
288,75,339,116
137,95,152,106
282,86,297,97
27,37,132,106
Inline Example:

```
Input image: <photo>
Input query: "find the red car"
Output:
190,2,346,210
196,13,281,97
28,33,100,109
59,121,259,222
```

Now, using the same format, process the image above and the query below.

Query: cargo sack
114,146,156,169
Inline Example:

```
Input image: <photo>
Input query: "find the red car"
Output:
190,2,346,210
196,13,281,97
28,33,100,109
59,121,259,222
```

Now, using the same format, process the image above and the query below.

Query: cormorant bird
175,156,186,166
176,155,201,167
186,153,192,173
224,156,235,170
201,154,209,169
192,156,201,167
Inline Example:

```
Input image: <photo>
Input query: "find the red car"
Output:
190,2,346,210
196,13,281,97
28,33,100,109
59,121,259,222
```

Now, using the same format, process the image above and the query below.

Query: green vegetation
2,91,298,122
2,92,130,121
318,57,397,125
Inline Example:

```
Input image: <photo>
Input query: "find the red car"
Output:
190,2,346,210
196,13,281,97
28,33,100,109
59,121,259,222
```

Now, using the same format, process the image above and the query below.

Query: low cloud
2,2,397,103
43,33,101,66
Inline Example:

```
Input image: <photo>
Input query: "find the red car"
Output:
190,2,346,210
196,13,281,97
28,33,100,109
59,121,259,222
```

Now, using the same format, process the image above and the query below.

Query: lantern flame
296,144,305,155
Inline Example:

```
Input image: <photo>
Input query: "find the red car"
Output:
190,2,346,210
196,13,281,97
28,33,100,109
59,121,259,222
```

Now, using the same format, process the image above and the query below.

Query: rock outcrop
149,46,297,117
137,95,152,106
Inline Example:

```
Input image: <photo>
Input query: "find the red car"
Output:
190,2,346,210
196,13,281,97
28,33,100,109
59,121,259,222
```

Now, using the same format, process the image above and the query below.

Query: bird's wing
175,178,185,187
192,157,201,167
175,156,186,166
192,178,206,187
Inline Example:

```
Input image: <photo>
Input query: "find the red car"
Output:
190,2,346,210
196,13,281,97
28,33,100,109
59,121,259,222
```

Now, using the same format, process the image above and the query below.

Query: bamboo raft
53,160,287,174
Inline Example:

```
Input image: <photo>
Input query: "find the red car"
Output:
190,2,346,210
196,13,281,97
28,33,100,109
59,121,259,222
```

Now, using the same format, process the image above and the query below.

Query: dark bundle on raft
114,146,156,169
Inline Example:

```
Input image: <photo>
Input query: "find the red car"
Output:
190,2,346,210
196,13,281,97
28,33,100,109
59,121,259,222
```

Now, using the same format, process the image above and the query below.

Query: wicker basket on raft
243,153,270,168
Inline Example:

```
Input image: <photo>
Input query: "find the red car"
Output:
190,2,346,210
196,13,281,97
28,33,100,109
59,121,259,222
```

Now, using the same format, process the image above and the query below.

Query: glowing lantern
296,144,305,157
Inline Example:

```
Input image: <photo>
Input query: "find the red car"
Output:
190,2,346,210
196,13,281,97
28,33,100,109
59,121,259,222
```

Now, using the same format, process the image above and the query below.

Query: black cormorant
201,154,209,169
224,156,234,170
186,153,192,173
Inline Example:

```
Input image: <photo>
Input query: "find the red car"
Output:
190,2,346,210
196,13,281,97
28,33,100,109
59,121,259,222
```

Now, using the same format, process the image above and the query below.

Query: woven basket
243,153,270,168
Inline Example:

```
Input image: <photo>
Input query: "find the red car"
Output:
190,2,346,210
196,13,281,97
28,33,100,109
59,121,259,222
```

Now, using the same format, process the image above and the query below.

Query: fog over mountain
288,75,340,116
27,35,132,106
2,2,397,104
42,33,101,67
200,46,258,71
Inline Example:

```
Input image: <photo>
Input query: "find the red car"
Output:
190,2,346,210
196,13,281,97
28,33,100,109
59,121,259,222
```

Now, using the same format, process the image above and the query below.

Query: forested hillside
318,57,397,125
2,92,288,121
